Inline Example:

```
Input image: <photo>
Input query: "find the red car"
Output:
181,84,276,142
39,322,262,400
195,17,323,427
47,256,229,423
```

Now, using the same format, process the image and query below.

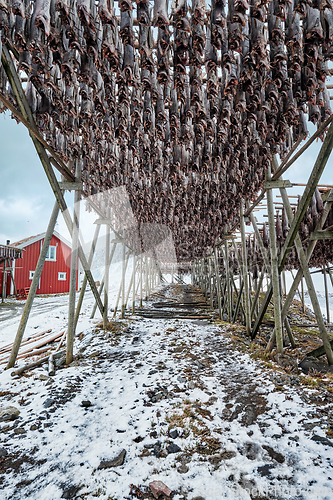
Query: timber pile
0,0,332,261
134,284,212,319
0,329,66,365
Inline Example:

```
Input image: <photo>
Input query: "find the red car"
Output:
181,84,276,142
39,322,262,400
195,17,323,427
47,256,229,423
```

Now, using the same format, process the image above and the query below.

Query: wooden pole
6,201,60,369
2,259,7,303
90,242,117,319
132,254,136,314
252,124,333,339
103,214,111,328
74,223,101,329
323,266,330,325
113,250,130,317
140,253,143,307
269,164,333,363
214,248,222,319
121,242,126,318
66,162,81,365
240,204,251,335
266,166,283,353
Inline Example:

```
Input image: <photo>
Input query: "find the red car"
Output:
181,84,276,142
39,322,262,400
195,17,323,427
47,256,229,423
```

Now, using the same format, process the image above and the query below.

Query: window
45,245,57,261
58,272,66,281
29,270,35,280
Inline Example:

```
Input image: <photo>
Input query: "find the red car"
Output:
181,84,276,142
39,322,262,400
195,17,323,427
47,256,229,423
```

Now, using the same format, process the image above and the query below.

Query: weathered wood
252,122,333,339
266,165,283,353
66,163,81,366
263,180,293,189
6,201,60,369
58,182,83,191
323,265,330,325
11,350,66,377
240,204,251,335
310,230,333,240
103,211,111,329
306,340,333,359
74,224,101,329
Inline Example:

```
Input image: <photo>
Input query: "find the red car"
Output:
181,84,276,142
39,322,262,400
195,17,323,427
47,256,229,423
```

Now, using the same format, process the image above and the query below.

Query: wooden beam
310,230,333,240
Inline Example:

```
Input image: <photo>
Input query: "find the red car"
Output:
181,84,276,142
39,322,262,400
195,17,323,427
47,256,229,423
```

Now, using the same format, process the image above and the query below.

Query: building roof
11,231,71,250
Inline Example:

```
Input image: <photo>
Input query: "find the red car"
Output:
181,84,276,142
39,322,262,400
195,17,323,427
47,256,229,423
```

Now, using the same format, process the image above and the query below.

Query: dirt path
0,285,333,500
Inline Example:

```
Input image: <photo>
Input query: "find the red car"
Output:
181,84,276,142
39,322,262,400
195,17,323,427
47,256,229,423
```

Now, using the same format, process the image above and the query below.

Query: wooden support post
223,239,232,322
266,166,283,353
2,259,7,303
90,242,117,320
145,256,149,300
140,254,143,307
250,266,266,320
214,248,222,319
268,163,333,363
66,162,81,365
301,278,305,313
74,224,101,329
6,201,60,369
132,254,136,314
103,214,111,329
323,266,330,325
113,250,130,318
121,242,126,318
240,204,251,335
251,121,333,339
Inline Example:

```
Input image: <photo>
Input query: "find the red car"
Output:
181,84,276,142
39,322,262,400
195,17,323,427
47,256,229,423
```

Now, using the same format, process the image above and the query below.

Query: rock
30,424,38,431
257,464,275,477
149,480,172,499
167,443,181,454
168,428,178,439
177,376,186,383
242,442,261,461
42,398,54,409
98,449,126,469
0,447,8,457
133,436,144,443
191,497,205,500
81,400,92,408
39,374,49,381
274,353,298,374
61,485,80,499
299,357,333,375
311,435,333,447
116,429,126,433
262,445,285,463
13,427,26,435
188,381,195,389
148,370,158,375
177,465,189,473
0,406,20,422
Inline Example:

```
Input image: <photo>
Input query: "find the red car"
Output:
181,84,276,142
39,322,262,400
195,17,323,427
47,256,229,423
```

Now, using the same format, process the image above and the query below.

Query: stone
167,443,181,454
177,376,186,383
168,428,178,439
30,424,38,431
262,445,285,463
242,442,261,461
98,449,126,469
42,398,54,409
191,497,205,500
116,429,126,433
39,374,49,381
81,400,92,408
177,465,189,474
0,406,20,422
149,480,172,499
61,485,80,499
0,447,8,457
13,427,26,435
274,353,298,374
311,435,333,447
188,381,195,389
299,357,333,375
257,464,275,477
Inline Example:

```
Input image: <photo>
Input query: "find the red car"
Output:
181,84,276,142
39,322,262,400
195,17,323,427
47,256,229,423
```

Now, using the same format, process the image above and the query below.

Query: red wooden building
0,231,78,297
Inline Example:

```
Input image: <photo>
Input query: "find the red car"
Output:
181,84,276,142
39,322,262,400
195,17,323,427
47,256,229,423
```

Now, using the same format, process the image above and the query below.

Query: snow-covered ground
0,286,333,500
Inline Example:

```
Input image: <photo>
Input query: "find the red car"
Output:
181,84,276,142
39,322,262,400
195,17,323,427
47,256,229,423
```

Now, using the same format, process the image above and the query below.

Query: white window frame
58,272,66,281
29,270,35,280
45,245,57,262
